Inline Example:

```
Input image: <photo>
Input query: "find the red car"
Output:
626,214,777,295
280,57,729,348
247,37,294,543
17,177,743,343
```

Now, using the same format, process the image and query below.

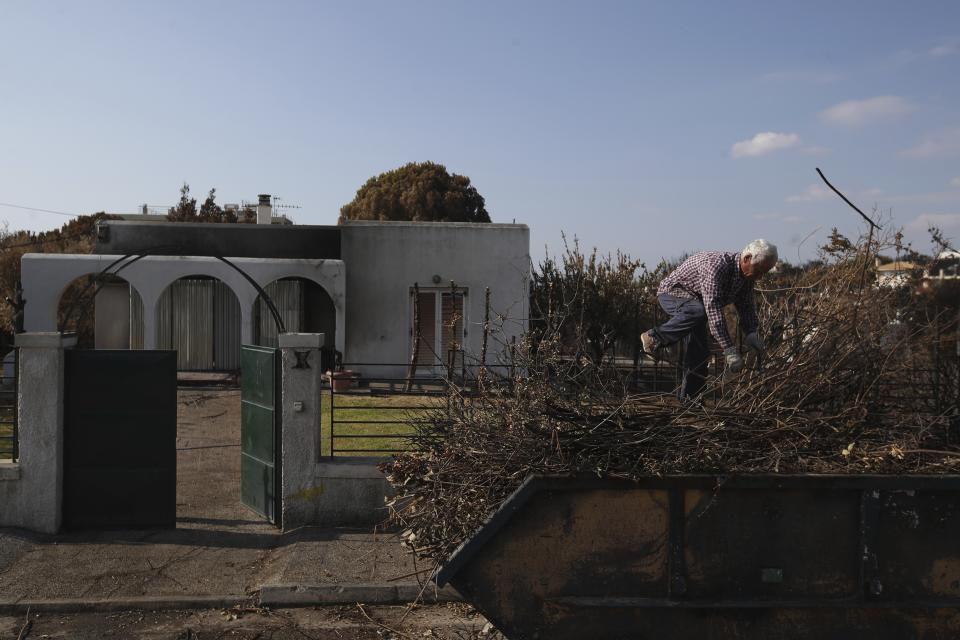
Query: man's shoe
641,331,660,361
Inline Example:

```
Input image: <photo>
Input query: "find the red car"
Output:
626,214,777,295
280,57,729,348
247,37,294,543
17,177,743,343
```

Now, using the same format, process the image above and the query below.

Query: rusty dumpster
434,474,960,639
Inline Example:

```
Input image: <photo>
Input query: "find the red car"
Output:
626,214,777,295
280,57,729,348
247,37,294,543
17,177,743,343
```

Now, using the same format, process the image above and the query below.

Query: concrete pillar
279,333,323,529
334,300,346,357
279,333,395,529
0,332,75,534
239,294,256,347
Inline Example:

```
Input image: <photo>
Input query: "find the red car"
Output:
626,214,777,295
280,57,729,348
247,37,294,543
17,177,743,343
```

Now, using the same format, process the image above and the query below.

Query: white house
875,260,920,289
20,217,530,378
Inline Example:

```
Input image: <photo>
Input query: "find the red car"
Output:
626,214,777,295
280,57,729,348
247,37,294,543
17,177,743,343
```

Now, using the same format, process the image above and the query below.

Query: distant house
875,260,920,289
928,250,960,280
874,251,960,297
20,200,530,378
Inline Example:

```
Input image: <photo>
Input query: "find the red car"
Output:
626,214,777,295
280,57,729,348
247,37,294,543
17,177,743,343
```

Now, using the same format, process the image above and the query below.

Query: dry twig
381,227,960,565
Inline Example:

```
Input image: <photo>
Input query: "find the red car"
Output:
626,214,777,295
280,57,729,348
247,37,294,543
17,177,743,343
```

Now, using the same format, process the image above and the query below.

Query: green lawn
320,392,445,457
0,409,14,460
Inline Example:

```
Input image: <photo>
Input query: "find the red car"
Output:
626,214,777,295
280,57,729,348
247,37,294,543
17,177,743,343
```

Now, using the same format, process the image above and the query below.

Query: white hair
742,239,778,266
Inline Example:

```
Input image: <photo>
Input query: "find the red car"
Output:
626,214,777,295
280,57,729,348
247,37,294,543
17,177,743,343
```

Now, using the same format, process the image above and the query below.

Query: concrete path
0,525,427,604
0,390,438,610
0,603,498,639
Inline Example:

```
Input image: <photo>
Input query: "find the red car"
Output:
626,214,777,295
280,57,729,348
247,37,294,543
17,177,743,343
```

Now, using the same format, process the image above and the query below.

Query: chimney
256,194,272,225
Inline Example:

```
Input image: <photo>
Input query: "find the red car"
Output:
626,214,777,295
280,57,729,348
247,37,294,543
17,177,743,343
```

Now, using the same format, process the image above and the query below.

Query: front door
412,289,466,374
240,344,281,525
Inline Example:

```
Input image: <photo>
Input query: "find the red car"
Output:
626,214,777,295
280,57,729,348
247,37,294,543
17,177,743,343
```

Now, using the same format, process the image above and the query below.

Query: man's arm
698,261,735,350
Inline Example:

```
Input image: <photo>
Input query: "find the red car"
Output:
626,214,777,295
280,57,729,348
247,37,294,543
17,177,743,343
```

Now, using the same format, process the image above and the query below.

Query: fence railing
325,363,460,457
323,351,957,458
0,349,18,462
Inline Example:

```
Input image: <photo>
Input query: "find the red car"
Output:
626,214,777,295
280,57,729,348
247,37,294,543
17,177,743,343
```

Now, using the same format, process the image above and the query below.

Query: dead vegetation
381,227,960,564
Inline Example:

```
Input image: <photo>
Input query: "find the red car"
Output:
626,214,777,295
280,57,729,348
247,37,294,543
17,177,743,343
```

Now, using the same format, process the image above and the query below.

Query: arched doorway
254,277,337,368
56,274,145,349
155,276,241,371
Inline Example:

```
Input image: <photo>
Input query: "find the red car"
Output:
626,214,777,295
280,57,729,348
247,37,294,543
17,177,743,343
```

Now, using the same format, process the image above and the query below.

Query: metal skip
436,475,960,640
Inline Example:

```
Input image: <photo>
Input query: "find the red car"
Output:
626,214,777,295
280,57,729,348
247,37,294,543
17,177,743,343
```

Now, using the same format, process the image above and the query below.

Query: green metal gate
240,344,281,525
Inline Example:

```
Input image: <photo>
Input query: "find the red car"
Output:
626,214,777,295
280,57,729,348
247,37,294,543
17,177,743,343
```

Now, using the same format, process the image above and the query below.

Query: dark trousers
651,293,711,399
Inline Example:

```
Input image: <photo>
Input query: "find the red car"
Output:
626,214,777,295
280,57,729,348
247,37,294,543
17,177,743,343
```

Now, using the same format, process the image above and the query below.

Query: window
411,289,466,372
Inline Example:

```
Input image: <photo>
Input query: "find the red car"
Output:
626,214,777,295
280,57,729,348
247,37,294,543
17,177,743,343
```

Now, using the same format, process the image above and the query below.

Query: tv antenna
271,196,302,211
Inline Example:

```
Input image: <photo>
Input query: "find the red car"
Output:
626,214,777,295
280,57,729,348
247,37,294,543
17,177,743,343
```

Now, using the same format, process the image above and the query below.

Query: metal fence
326,363,454,457
324,343,958,458
323,357,702,457
0,349,18,461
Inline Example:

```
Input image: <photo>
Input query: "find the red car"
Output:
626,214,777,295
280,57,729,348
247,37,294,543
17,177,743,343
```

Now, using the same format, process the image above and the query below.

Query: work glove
744,332,764,352
724,346,744,373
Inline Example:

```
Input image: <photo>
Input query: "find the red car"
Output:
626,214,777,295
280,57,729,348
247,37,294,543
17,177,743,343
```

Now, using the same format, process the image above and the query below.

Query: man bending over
641,239,778,399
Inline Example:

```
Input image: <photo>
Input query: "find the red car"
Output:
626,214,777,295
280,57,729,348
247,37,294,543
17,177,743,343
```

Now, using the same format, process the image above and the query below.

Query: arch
55,273,145,349
253,276,338,367
155,275,242,371
22,254,345,355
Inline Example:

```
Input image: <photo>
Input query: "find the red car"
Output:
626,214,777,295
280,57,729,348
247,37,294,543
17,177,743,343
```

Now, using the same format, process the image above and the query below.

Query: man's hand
724,347,744,373
744,332,764,352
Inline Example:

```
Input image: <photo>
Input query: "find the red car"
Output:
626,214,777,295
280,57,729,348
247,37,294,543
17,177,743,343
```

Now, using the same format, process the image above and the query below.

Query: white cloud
820,96,914,126
894,42,958,63
951,177,960,188
730,132,800,158
929,42,959,57
786,184,832,203
902,127,960,158
905,213,960,233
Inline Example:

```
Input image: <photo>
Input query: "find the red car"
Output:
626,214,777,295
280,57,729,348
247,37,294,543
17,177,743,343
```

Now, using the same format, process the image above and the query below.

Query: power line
0,202,82,218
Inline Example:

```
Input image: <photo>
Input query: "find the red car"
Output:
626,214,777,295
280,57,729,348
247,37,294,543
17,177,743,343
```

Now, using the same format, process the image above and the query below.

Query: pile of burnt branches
381,230,960,563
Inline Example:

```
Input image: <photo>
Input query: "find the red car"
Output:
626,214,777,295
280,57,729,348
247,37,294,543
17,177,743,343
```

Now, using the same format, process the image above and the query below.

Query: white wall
20,255,346,355
20,222,530,376
340,221,530,377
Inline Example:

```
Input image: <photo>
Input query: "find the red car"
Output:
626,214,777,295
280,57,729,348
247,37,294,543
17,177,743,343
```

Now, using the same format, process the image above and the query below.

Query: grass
0,408,14,461
320,391,444,457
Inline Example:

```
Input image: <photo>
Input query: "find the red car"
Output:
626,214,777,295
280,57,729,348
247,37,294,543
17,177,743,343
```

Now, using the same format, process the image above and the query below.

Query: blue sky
1,1,958,263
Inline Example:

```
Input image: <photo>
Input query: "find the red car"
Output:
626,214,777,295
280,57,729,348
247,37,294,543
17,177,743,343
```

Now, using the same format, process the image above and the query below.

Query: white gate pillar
0,332,75,534
278,332,393,529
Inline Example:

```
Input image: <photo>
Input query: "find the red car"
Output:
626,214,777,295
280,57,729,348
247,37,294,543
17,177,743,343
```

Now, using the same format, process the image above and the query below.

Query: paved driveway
0,389,418,602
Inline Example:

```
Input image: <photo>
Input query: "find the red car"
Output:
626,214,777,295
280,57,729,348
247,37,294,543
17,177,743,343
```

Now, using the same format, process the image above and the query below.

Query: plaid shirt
657,251,758,350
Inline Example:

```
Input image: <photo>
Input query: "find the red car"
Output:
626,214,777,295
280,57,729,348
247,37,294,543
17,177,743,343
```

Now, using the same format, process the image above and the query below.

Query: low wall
286,458,395,529
278,334,395,530
0,333,74,534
